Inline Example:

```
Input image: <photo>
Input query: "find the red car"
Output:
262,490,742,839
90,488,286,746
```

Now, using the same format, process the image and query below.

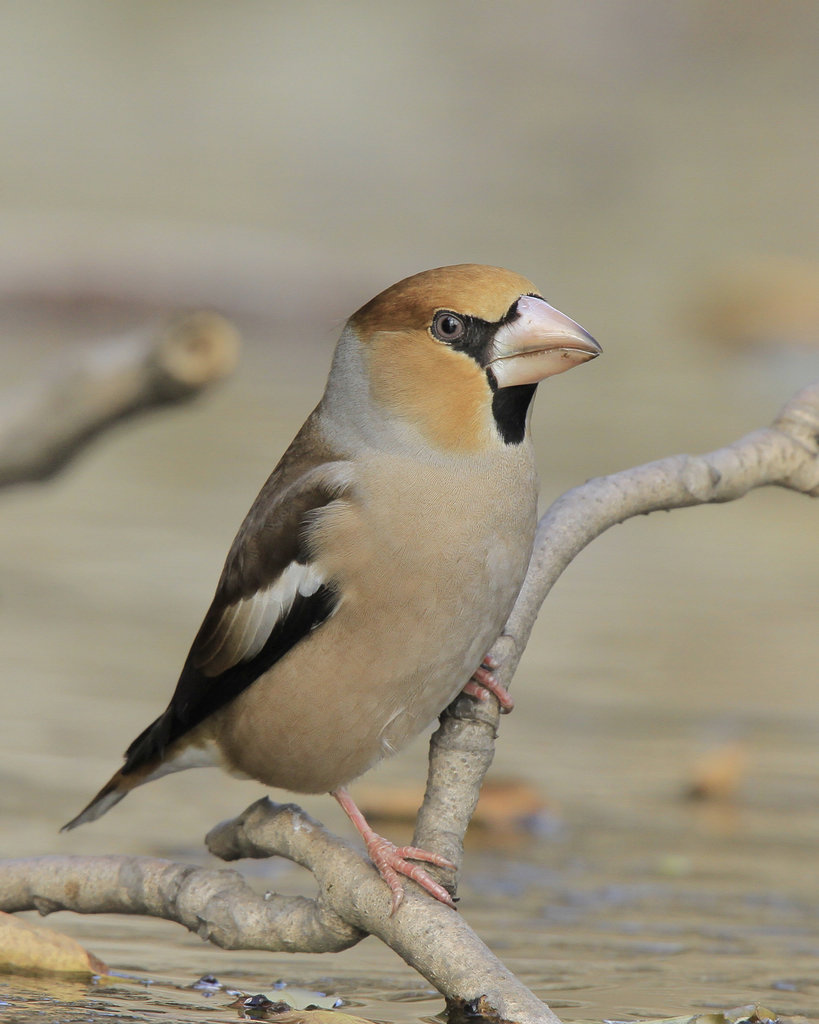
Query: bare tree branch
0,379,816,1024
413,378,819,862
207,799,561,1024
0,312,240,488
0,849,361,954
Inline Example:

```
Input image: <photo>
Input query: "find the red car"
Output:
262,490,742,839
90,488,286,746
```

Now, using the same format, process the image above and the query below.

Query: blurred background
1,3,818,1021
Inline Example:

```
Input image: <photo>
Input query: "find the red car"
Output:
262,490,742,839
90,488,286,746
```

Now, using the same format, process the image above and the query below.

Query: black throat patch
490,382,537,445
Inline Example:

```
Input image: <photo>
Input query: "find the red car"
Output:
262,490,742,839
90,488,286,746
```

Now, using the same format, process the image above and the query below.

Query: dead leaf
724,1004,779,1024
356,777,556,833
615,1007,781,1024
685,742,748,801
696,256,819,350
266,986,341,1010
0,911,108,977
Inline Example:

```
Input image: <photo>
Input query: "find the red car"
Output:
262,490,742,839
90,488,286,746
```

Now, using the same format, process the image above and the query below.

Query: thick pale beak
488,294,601,388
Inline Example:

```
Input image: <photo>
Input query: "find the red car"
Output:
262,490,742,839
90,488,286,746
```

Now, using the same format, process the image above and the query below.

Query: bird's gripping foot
332,786,456,914
462,652,515,713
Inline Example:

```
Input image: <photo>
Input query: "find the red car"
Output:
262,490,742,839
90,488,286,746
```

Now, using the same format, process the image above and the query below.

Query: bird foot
462,654,514,713
365,834,457,914
332,786,456,914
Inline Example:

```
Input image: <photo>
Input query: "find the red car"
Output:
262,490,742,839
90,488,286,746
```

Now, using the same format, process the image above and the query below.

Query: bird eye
431,312,465,343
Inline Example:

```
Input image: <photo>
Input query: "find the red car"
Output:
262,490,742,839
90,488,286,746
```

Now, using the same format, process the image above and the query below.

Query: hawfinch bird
64,264,600,911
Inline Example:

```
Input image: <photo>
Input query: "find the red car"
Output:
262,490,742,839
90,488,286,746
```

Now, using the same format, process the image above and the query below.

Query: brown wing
122,417,354,774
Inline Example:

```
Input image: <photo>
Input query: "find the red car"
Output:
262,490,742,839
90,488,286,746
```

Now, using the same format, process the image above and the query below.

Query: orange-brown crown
350,264,538,338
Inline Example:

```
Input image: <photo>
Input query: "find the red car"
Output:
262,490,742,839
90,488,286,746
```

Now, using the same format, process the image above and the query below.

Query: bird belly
213,451,537,794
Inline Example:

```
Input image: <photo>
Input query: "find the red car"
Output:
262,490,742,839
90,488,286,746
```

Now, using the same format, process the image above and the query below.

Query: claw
332,787,457,914
463,660,515,713
366,835,457,913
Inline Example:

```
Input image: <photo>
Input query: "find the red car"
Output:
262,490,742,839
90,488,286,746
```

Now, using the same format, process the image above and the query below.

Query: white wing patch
145,735,224,781
195,561,326,676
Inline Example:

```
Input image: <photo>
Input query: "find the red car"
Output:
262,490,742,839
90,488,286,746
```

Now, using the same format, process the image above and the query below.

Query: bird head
329,264,601,453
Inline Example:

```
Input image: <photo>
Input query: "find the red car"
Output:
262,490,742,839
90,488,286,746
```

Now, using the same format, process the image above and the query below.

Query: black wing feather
122,583,337,773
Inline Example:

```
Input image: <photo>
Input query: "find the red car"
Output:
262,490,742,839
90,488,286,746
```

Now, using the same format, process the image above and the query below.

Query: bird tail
61,712,222,831
61,764,153,831
61,708,178,831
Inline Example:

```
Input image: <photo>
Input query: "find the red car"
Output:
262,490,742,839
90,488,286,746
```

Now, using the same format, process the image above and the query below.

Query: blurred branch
0,312,240,488
1,379,817,1024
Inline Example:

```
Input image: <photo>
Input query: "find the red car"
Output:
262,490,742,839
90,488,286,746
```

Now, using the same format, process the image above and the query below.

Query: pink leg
462,653,515,713
332,787,456,914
